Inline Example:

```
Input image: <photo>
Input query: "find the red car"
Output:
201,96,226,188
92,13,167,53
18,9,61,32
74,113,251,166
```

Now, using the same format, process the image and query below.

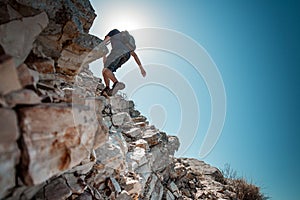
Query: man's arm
103,35,111,45
102,36,111,64
131,51,146,77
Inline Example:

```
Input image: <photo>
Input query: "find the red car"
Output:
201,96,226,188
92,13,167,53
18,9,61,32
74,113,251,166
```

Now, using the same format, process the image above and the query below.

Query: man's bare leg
102,68,118,87
102,68,125,96
102,69,110,88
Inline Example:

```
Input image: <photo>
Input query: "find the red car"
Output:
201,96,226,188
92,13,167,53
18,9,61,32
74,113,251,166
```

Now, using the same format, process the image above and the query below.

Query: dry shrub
222,164,269,200
232,178,267,200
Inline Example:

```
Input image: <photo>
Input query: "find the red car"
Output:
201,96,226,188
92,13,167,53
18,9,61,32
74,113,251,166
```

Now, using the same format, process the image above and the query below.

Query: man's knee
102,68,109,75
103,68,115,77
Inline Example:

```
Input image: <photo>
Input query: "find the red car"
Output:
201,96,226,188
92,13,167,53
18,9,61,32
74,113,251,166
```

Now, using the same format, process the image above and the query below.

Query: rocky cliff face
0,1,260,200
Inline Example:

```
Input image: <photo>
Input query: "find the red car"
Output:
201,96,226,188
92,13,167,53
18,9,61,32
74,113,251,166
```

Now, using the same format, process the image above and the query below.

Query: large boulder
18,103,102,185
0,12,49,66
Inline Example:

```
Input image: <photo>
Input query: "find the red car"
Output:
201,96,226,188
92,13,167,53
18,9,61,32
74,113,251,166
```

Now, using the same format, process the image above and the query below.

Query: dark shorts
104,50,131,72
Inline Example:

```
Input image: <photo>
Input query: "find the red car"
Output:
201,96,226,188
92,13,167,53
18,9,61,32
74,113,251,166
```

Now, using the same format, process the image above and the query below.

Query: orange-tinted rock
29,58,55,74
18,103,101,185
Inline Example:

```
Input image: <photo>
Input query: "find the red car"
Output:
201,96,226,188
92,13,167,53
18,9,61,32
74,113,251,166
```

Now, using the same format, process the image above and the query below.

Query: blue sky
89,1,300,199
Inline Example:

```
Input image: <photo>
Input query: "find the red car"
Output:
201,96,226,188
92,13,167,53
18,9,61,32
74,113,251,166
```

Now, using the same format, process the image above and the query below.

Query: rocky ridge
0,0,261,199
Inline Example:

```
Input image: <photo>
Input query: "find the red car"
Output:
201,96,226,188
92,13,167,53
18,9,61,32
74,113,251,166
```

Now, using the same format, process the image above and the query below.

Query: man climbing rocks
101,29,146,96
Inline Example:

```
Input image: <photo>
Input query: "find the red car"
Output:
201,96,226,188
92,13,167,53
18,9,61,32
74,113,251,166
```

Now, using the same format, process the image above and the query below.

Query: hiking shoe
110,82,125,96
101,86,111,96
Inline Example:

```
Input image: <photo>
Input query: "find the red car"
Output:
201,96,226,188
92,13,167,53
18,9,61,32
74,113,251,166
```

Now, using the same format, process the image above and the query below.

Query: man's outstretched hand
140,67,146,77
131,51,146,77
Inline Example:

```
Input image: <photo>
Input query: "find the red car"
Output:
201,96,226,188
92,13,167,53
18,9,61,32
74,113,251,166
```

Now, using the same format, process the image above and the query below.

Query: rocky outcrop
0,1,263,200
0,0,108,75
0,1,108,198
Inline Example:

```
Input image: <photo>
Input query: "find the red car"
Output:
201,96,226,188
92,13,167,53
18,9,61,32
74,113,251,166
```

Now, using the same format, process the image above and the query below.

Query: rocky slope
0,1,262,200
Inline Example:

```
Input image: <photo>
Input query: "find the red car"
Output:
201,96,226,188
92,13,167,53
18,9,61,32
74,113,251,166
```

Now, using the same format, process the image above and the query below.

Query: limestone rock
167,136,180,155
133,139,149,150
0,2,261,199
132,116,147,123
183,158,225,183
44,177,72,200
109,176,121,193
93,124,109,149
134,121,149,129
127,147,149,172
166,190,175,200
150,180,164,200
4,89,41,107
94,138,127,174
17,63,39,88
124,127,142,139
0,55,22,95
129,109,140,118
11,0,98,55
0,108,20,199
122,176,142,196
142,130,161,147
143,174,158,199
110,131,128,156
150,145,172,172
18,103,99,185
169,182,179,193
6,183,46,200
103,116,112,128
0,12,49,66
57,34,107,75
69,157,95,176
170,162,187,179
112,112,131,126
88,133,128,191
1,0,108,76
85,97,106,115
64,173,86,194
109,95,134,113
0,108,19,147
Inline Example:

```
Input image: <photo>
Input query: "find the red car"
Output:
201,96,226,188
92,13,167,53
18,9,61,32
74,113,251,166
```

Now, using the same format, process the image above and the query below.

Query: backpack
120,30,136,51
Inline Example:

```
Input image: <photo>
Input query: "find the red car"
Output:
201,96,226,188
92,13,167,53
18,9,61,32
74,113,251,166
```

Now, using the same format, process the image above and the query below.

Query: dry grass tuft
222,164,269,200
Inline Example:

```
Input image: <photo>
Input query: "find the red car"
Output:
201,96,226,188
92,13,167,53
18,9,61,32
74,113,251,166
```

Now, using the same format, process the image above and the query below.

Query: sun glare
89,1,152,36
105,10,147,32
113,16,141,30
